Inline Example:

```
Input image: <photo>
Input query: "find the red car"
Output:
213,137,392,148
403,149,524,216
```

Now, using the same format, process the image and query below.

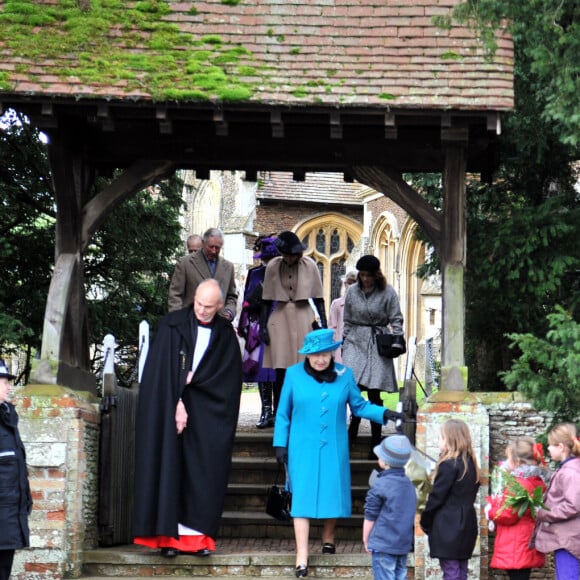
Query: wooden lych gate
98,326,149,546
0,1,514,395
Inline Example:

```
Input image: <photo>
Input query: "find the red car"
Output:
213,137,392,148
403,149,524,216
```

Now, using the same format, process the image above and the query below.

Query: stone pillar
11,385,100,579
414,393,490,580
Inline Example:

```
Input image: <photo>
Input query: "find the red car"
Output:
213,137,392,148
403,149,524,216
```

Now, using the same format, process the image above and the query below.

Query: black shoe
322,542,335,554
191,548,211,557
160,547,179,557
256,411,274,429
295,564,308,578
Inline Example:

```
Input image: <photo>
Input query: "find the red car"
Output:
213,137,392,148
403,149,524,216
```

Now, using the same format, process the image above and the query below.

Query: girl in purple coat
237,236,278,428
531,422,580,579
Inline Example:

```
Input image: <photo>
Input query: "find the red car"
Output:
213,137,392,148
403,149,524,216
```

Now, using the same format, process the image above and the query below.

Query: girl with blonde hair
487,436,549,580
420,419,481,580
531,422,580,579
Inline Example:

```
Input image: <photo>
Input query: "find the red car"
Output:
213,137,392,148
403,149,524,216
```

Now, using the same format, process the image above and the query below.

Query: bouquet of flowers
490,462,510,497
491,466,549,520
485,464,509,531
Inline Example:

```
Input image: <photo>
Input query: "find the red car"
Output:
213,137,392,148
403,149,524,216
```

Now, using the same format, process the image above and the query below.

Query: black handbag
265,466,292,522
375,329,407,358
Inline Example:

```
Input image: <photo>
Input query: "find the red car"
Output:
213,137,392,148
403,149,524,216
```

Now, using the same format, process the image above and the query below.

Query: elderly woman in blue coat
273,329,404,578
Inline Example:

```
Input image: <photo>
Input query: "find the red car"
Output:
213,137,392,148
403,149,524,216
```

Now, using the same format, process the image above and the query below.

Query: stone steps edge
82,552,373,565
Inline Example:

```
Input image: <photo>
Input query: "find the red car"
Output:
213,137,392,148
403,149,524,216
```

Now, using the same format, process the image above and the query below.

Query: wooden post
440,132,468,390
31,133,96,392
33,121,173,390
400,336,417,445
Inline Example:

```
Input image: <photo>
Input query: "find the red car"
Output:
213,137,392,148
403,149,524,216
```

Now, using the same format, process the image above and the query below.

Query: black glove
259,301,272,345
260,325,270,346
383,409,404,425
275,446,288,466
313,297,327,329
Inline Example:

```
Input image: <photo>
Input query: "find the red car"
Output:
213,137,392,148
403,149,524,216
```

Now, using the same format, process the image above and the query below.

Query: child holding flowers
486,437,550,580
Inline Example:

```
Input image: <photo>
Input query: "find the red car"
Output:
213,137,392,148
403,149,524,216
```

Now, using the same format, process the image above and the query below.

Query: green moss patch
0,0,261,102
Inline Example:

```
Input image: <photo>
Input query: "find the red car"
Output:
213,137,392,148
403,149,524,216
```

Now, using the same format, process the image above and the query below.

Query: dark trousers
508,570,531,580
0,549,15,580
273,368,287,414
348,386,383,447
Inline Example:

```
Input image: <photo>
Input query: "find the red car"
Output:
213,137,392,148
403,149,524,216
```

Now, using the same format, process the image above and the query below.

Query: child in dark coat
420,419,480,580
363,434,417,580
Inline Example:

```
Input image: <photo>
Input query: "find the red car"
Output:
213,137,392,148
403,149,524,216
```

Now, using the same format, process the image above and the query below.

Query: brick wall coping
13,384,99,422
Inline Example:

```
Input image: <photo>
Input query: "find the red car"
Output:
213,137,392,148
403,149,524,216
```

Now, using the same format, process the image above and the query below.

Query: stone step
223,483,370,512
218,510,365,540
222,433,378,542
81,541,396,577
232,431,380,461
229,457,376,487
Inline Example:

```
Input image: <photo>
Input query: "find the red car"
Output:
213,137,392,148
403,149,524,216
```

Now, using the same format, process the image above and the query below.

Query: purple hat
253,237,280,260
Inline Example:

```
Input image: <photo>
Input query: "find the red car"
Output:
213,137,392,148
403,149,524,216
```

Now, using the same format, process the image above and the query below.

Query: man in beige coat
168,228,238,320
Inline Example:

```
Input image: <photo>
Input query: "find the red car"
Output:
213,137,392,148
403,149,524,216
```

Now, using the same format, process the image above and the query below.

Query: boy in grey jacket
363,435,416,580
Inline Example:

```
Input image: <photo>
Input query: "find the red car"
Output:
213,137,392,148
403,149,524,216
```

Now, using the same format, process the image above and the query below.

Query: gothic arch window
371,213,400,286
399,220,426,344
295,215,363,308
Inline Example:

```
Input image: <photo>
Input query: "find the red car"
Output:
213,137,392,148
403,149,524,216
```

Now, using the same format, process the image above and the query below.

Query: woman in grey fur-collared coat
342,255,403,458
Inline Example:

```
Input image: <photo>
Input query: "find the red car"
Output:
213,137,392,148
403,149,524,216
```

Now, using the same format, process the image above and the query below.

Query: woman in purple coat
238,236,279,428
273,329,404,577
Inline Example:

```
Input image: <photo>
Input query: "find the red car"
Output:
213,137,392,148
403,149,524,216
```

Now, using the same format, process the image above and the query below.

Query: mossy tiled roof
0,0,514,110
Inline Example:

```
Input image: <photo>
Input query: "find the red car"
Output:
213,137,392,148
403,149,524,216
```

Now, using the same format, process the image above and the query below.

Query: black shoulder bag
374,327,407,358
265,465,292,522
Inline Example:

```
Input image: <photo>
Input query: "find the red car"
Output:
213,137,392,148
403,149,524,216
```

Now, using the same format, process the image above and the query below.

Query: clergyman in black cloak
133,279,242,555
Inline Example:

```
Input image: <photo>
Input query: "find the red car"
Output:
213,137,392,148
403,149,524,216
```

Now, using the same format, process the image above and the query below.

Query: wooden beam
271,111,284,138
38,253,77,372
97,104,109,118
350,166,441,251
384,112,397,139
158,120,173,134
487,112,501,135
81,159,175,251
330,112,342,139
39,135,93,382
213,109,228,137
